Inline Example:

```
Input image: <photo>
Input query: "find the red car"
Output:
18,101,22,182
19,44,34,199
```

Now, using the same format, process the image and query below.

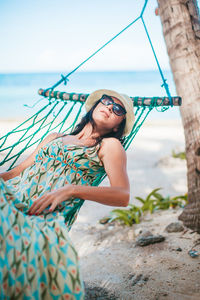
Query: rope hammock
0,0,181,191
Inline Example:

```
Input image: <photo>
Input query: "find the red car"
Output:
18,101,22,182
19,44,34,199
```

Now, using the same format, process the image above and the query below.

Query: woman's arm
28,138,130,215
70,137,130,206
0,132,60,181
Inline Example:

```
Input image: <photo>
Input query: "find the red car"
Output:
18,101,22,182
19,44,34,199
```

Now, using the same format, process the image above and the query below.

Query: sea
0,70,181,121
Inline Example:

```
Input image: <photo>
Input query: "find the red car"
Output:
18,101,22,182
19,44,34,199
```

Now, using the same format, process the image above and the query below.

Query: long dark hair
64,100,126,145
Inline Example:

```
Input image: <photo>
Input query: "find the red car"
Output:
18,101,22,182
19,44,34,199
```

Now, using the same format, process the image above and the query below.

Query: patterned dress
0,137,105,299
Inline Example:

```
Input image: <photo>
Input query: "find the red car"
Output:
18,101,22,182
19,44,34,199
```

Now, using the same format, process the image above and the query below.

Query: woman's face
92,96,126,133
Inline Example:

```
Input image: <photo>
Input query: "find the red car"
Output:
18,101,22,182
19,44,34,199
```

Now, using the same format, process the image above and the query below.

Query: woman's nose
106,104,113,112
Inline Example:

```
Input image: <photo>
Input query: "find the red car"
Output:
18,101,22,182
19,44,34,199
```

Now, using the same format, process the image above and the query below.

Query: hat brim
85,89,135,136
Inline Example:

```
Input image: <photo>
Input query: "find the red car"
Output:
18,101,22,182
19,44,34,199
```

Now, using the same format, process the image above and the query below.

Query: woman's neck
76,123,101,141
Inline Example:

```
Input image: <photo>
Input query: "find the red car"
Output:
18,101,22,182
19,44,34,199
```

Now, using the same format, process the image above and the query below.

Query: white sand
1,119,199,299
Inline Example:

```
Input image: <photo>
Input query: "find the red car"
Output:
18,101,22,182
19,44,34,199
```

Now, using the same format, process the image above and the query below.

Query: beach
1,0,200,296
1,118,200,299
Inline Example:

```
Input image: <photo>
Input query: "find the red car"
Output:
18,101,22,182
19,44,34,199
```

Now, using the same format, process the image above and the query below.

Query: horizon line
0,68,171,75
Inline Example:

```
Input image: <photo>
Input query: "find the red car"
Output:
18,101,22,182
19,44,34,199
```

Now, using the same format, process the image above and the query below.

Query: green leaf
146,188,162,202
172,150,186,160
135,196,145,204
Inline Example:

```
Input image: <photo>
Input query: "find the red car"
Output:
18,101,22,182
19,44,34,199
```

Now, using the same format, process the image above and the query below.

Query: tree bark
156,0,200,232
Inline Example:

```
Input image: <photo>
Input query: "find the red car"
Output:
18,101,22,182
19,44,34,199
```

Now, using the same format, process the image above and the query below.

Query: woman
0,89,135,299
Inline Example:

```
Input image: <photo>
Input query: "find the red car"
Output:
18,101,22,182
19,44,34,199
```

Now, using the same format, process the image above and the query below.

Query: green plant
99,189,188,227
172,150,186,160
135,188,162,213
136,188,188,212
168,193,188,208
100,204,142,226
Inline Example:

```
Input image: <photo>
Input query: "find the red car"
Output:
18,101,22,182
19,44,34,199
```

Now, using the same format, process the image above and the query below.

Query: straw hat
85,89,135,136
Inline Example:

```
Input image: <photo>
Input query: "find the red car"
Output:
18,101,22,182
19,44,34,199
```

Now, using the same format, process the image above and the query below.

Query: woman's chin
94,118,110,127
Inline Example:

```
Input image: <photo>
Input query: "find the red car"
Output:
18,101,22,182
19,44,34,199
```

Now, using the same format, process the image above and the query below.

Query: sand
1,119,200,299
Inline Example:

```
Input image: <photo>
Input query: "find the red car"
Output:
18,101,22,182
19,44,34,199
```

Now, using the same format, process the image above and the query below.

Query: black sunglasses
99,94,127,116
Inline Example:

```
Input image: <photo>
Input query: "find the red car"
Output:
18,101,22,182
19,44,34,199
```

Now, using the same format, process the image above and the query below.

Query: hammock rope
0,0,181,176
44,0,172,108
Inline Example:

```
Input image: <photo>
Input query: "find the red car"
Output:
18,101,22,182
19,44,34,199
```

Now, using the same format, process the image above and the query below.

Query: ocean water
0,70,181,120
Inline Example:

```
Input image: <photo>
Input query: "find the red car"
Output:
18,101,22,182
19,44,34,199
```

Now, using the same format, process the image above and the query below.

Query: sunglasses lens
101,95,113,105
100,95,126,116
113,105,125,116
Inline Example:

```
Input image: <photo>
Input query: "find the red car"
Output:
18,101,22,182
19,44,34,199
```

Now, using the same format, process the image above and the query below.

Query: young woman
0,89,135,299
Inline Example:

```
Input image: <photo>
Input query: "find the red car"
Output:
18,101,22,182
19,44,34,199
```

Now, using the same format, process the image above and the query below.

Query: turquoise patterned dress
0,137,105,299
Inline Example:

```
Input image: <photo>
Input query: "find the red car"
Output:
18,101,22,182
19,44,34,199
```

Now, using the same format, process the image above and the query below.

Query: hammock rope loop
61,74,69,86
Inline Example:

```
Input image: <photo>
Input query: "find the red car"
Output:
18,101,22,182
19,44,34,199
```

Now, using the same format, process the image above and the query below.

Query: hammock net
0,0,181,188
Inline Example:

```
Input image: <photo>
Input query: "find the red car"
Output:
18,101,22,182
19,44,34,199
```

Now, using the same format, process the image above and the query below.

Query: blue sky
0,0,199,73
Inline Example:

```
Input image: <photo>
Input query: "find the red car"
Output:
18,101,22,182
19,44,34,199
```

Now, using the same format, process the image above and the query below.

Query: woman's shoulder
47,132,63,139
36,132,62,149
44,132,62,142
101,137,123,147
99,137,125,156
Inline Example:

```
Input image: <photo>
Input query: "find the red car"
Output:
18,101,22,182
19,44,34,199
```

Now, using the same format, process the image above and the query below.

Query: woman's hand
27,185,73,215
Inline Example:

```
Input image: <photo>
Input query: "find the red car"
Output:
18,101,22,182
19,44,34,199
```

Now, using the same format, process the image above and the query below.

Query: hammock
0,0,181,189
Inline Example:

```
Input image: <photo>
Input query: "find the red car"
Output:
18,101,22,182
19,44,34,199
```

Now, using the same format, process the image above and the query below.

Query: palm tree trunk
156,0,200,232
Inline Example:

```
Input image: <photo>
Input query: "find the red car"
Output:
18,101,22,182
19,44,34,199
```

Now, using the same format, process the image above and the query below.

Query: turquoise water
0,70,181,120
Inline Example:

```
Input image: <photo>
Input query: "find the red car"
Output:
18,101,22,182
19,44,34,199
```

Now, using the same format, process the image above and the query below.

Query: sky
0,0,199,73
